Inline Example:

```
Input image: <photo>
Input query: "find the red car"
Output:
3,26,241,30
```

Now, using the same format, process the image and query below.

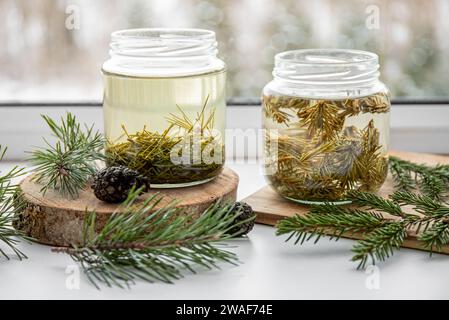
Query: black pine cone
92,166,150,203
228,202,256,236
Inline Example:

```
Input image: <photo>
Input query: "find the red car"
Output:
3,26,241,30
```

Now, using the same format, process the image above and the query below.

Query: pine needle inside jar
262,49,391,204
106,101,225,188
263,92,390,204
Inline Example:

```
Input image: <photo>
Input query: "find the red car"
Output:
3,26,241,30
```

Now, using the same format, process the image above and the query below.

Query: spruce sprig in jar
102,28,226,188
263,49,390,204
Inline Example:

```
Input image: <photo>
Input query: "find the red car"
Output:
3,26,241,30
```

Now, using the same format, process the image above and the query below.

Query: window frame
2,97,449,107
0,100,448,160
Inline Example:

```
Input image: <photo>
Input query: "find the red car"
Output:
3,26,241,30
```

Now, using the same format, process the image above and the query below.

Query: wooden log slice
15,168,239,247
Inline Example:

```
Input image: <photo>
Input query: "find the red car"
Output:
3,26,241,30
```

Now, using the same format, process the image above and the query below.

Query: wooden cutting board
243,150,449,254
15,168,239,247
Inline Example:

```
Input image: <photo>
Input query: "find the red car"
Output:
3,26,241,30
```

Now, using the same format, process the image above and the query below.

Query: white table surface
1,161,449,300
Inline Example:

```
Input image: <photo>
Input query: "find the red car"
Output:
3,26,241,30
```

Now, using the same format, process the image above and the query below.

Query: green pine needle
0,146,28,260
28,113,104,199
0,147,25,195
52,188,254,289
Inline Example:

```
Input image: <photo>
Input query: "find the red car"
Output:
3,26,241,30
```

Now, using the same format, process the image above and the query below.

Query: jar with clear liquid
262,49,390,204
102,28,226,188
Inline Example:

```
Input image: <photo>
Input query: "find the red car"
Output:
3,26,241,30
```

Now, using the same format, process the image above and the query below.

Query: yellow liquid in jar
262,93,390,204
103,69,226,187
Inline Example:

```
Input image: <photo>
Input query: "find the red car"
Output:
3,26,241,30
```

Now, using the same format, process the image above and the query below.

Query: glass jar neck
272,49,381,98
103,28,224,77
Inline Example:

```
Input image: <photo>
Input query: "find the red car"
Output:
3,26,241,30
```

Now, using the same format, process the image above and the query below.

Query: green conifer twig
351,222,407,269
0,146,28,260
276,189,449,269
389,156,449,201
28,113,104,199
52,188,254,289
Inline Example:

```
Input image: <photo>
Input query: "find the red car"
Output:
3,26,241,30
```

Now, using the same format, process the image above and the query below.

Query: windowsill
1,158,448,299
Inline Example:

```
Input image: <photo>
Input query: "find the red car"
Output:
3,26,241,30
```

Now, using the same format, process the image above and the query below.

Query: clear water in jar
263,92,390,204
103,69,226,188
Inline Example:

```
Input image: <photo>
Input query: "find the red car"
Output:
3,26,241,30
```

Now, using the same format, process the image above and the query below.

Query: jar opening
273,49,380,87
104,28,223,77
276,49,378,65
111,28,216,42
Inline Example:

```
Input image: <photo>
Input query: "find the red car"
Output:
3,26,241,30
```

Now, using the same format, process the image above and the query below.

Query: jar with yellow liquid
263,49,390,204
102,28,226,188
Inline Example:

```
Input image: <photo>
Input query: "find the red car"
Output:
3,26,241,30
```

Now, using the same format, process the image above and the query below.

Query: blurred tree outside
0,0,448,101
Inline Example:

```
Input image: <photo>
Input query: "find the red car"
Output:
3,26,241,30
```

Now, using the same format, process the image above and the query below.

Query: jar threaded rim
273,49,380,87
104,28,223,77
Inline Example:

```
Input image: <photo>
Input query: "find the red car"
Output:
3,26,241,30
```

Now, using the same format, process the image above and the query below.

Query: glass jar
262,49,390,204
102,28,226,188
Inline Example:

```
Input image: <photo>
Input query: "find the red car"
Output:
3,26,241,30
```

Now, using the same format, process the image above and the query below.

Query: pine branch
52,188,254,289
0,146,28,260
0,147,25,196
28,113,105,199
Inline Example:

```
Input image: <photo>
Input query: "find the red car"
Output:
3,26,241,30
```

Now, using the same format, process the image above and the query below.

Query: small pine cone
228,202,256,236
92,166,149,203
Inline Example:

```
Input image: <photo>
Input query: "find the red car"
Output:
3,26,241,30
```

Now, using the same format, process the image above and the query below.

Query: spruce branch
390,192,449,253
276,204,386,245
390,191,449,217
28,113,104,199
351,221,407,269
419,221,449,254
389,156,416,193
389,156,449,201
52,188,254,289
348,190,404,217
420,173,446,201
277,156,449,268
0,146,28,260
276,189,449,268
